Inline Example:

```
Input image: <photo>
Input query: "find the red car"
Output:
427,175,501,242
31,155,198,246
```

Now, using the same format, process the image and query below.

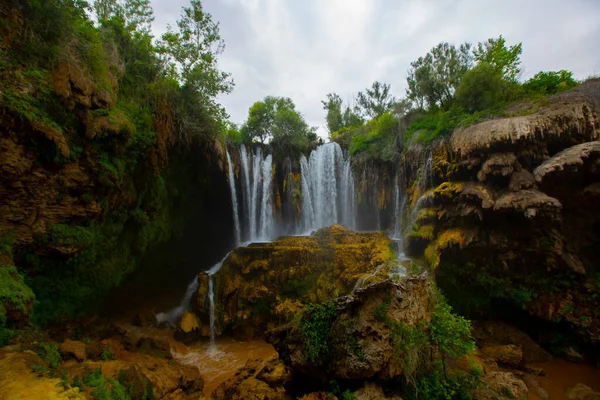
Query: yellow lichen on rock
0,350,85,400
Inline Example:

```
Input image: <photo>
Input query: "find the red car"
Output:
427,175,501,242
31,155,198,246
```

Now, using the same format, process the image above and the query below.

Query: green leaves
300,300,337,363
356,81,396,119
524,70,579,95
473,35,522,82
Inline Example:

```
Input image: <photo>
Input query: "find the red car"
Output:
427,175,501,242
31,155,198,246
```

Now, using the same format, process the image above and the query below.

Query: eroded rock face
193,225,394,340
266,275,431,381
405,80,600,346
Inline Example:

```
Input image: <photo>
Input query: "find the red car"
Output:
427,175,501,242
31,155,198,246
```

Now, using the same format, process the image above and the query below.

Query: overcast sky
150,0,600,135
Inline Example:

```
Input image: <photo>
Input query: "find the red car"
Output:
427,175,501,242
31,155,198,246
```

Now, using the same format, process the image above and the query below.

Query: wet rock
565,347,586,363
200,225,394,340
133,310,157,328
59,339,87,361
178,312,201,333
565,383,600,399
211,355,292,400
267,275,431,381
474,371,528,400
354,382,403,399
480,344,523,368
472,321,552,364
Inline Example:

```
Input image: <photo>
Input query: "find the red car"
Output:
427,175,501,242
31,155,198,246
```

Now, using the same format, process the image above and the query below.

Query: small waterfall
155,278,199,327
206,253,229,347
391,172,404,240
259,154,274,241
226,151,241,246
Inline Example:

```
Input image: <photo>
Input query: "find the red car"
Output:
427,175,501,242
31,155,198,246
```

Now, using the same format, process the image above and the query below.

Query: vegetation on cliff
322,35,581,165
0,0,232,327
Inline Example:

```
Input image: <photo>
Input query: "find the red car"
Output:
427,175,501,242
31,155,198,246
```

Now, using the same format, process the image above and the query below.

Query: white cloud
151,0,600,137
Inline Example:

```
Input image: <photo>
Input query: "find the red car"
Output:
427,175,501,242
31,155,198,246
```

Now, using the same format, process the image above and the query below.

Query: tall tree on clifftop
473,35,522,82
356,81,396,119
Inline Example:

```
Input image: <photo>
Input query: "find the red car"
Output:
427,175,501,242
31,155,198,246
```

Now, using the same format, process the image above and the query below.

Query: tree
473,35,522,81
524,70,579,95
158,0,232,95
123,0,154,33
406,42,472,110
94,0,122,21
356,81,396,119
322,93,344,133
454,62,504,113
241,96,315,155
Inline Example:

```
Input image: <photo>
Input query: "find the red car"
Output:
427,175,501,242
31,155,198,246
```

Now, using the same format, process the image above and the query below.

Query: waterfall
239,145,252,240
340,158,356,230
307,143,339,229
226,151,241,246
259,154,274,241
249,148,263,241
155,278,199,327
391,172,403,240
300,155,315,232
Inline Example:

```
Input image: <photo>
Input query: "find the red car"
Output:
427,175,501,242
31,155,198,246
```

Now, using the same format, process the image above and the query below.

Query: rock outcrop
404,79,600,348
192,225,394,340
267,275,432,381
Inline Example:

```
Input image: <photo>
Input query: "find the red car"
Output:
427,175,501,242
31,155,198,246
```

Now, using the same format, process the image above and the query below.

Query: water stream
226,151,241,247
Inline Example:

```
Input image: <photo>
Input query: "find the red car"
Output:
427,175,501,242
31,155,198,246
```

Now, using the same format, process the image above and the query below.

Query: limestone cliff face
192,225,395,340
404,79,600,347
0,43,232,326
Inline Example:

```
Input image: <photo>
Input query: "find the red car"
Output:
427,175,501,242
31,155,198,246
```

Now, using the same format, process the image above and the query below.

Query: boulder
477,153,517,182
534,141,600,187
354,382,403,400
493,190,562,219
267,275,432,381
211,355,292,400
59,339,87,361
566,383,600,400
480,344,522,368
474,371,528,400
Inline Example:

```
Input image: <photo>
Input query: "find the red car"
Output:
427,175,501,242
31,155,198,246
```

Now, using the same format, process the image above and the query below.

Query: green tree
406,42,472,110
454,62,504,113
473,35,522,81
158,0,233,95
322,93,344,133
524,70,579,95
94,0,123,21
241,96,314,155
356,81,396,119
123,0,154,33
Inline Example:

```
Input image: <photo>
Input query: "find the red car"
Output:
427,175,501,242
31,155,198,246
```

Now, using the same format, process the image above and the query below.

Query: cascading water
306,143,339,229
206,253,229,347
226,151,241,246
300,156,315,232
259,154,274,241
340,158,356,230
249,148,263,241
155,278,199,327
239,145,252,239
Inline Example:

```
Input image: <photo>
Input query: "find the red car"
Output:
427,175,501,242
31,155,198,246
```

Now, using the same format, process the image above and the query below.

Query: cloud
151,0,600,137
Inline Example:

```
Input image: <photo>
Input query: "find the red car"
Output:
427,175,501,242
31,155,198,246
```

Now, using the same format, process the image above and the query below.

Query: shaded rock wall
403,79,600,350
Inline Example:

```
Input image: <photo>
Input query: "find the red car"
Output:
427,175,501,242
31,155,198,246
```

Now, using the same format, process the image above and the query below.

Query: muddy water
527,359,600,400
119,325,277,396
173,338,277,396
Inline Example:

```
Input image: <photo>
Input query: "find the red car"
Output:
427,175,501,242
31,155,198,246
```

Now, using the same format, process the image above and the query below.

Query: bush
524,70,579,95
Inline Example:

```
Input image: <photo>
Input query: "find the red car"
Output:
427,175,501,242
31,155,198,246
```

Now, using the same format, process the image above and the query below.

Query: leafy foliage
356,81,396,119
299,300,337,363
524,70,579,95
473,35,522,81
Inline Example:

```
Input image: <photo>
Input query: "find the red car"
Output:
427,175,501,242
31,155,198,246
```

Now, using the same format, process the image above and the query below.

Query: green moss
35,342,62,369
0,264,35,325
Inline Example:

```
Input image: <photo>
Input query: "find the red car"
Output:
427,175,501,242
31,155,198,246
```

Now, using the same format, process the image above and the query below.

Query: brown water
173,338,277,396
527,359,600,400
